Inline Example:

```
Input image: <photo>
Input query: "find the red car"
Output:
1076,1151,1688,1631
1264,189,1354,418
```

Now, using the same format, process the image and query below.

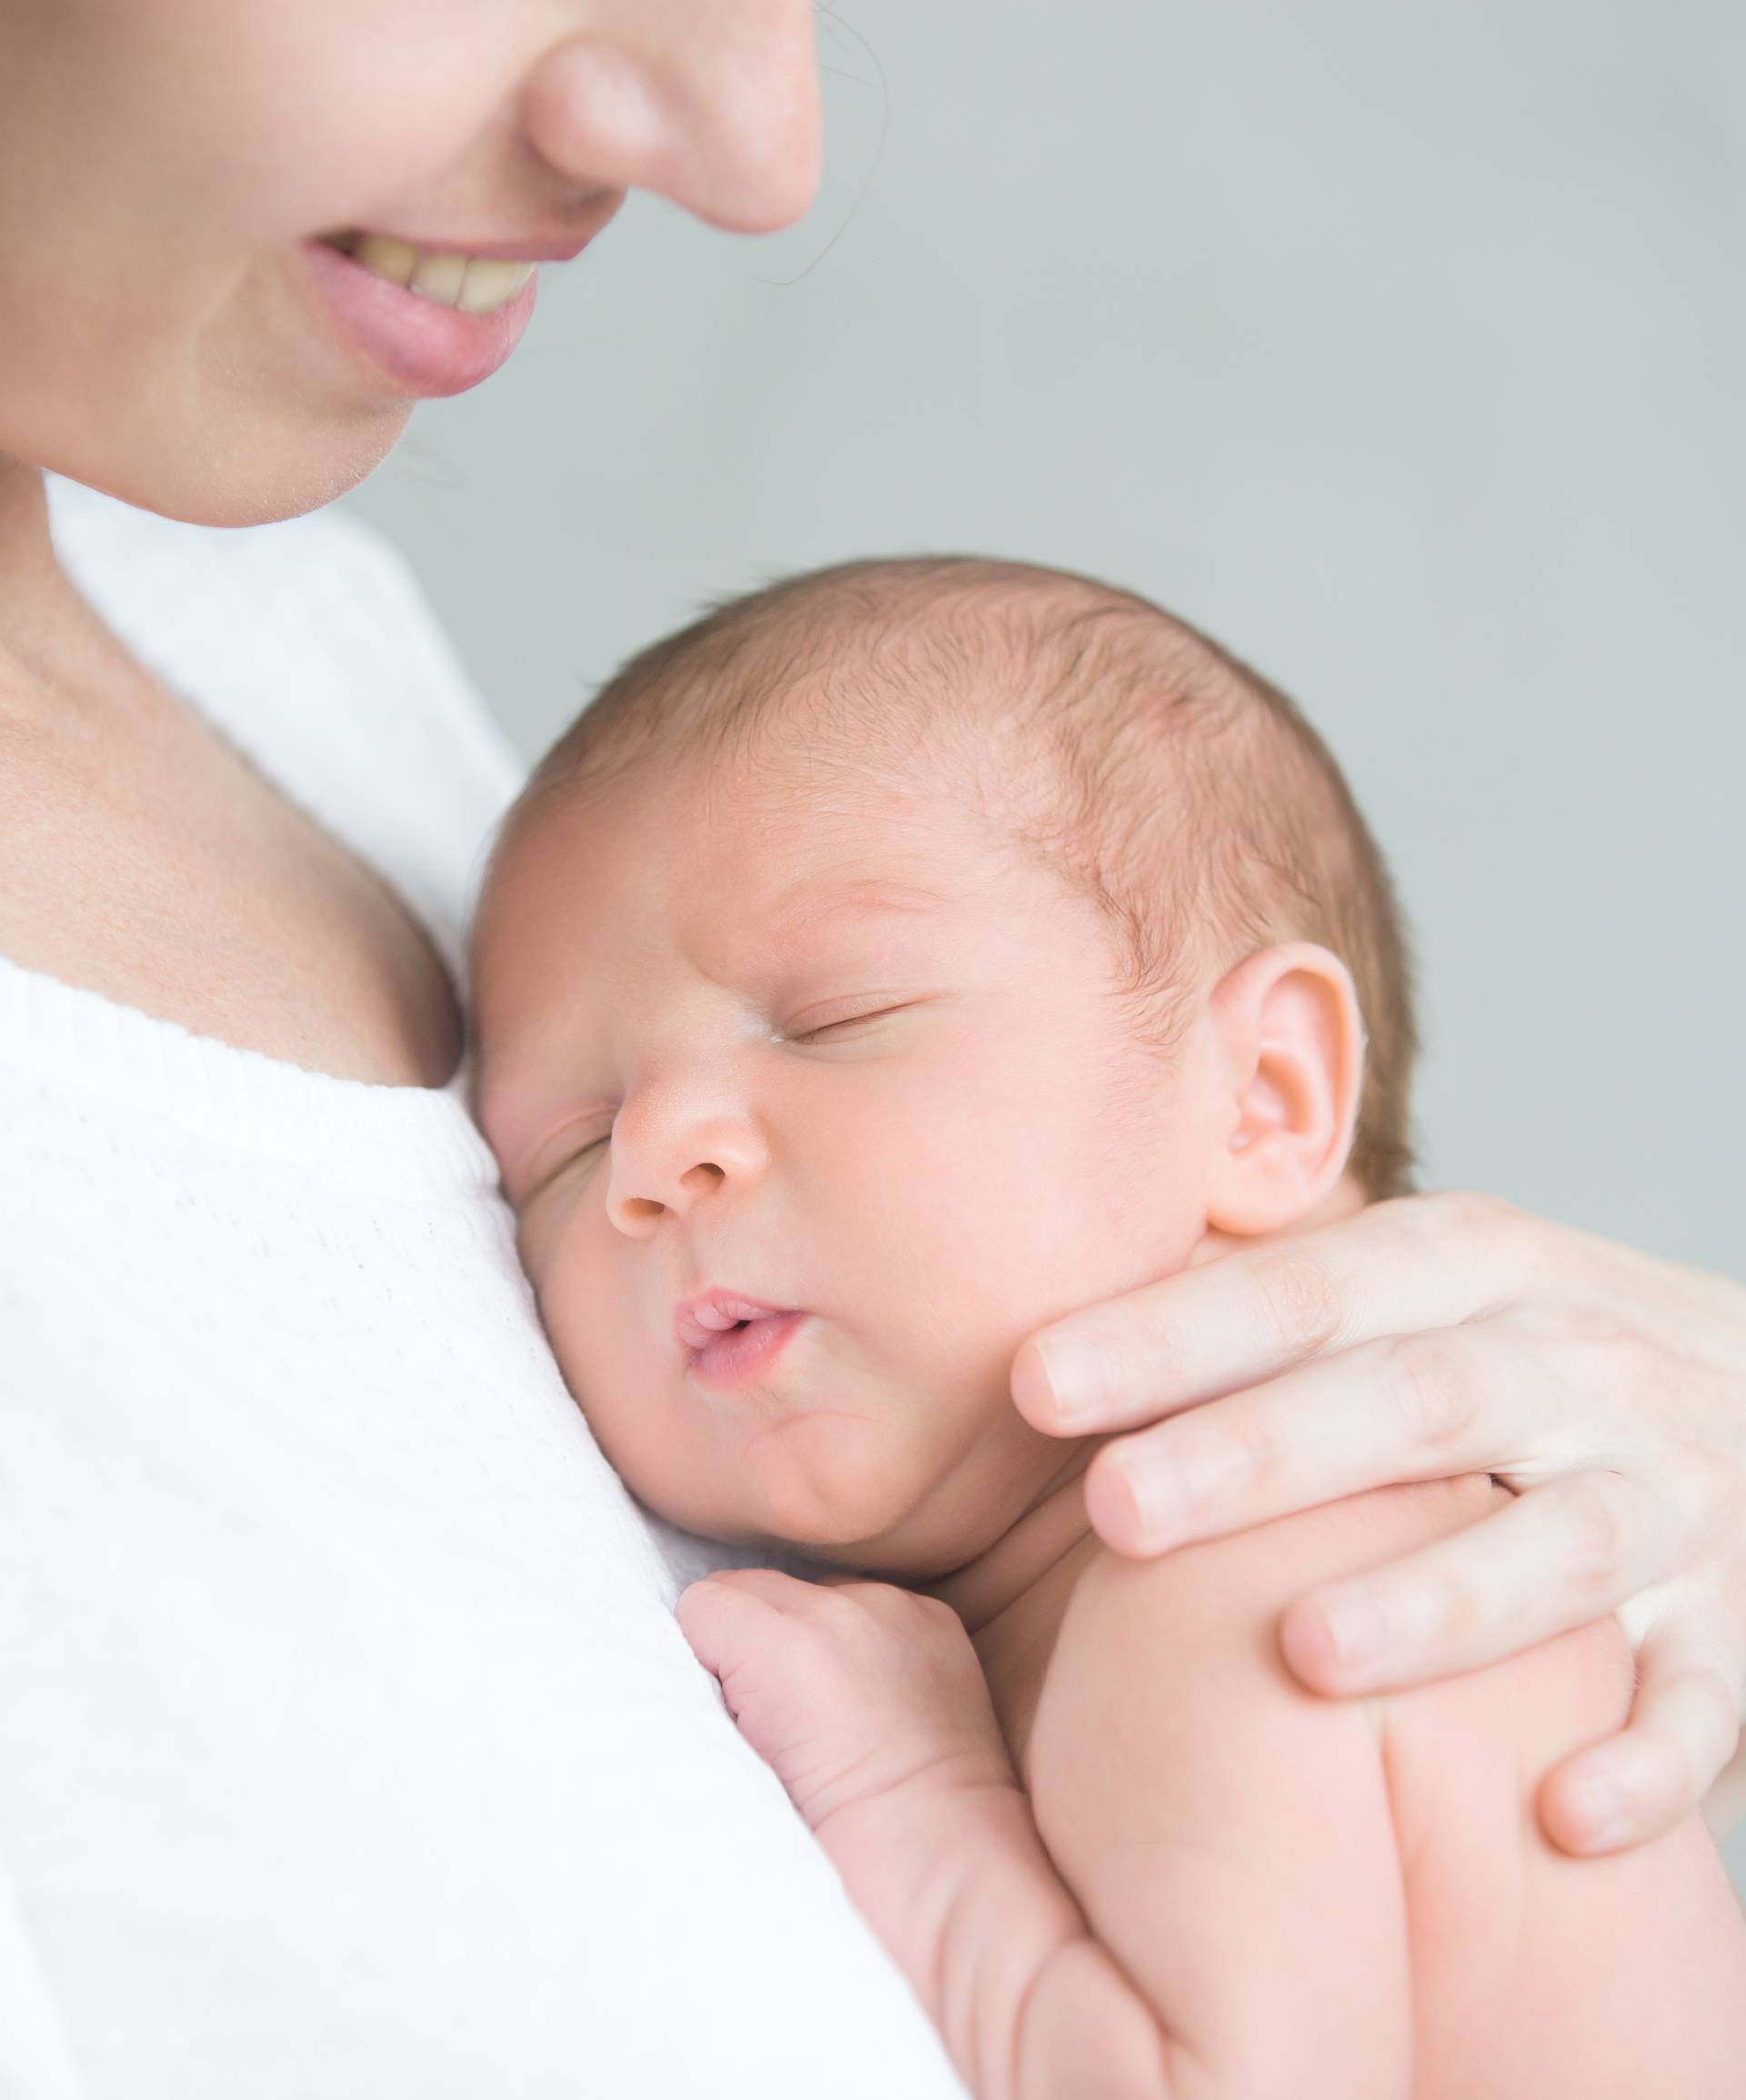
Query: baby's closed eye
787,1001,918,1044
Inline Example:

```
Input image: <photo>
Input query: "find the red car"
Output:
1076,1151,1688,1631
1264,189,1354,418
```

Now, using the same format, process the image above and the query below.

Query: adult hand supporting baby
1010,1190,1746,1858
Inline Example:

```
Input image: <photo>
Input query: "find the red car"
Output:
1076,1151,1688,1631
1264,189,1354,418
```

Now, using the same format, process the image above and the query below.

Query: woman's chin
41,392,411,531
168,416,412,526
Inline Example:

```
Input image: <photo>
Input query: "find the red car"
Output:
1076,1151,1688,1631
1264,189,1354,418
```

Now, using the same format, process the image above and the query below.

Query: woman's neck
0,455,105,691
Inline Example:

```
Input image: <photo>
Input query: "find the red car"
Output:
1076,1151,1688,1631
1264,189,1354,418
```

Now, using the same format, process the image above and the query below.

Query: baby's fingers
1276,1470,1681,1694
686,1567,818,1614
675,1570,800,1682
1539,1621,1744,1854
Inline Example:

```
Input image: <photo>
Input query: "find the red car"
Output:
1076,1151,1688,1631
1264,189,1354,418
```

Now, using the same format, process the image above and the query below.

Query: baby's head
473,558,1416,1577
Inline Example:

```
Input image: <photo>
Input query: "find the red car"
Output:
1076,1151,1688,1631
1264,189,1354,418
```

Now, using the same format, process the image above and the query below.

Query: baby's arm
682,1482,1746,2100
1024,1476,1746,2099
1014,1502,1416,2098
677,1570,1179,2098
679,1533,1417,2099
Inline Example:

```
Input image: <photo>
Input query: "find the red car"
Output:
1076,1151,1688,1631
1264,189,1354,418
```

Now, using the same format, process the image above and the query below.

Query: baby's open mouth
684,1312,806,1393
675,1291,792,1351
675,1292,806,1393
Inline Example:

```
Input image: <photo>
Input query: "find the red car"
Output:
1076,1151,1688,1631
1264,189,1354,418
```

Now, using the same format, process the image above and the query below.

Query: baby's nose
610,1158,724,1232
605,1105,768,1235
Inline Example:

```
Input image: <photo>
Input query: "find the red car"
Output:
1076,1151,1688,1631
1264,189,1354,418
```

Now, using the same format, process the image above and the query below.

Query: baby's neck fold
922,1439,1106,1636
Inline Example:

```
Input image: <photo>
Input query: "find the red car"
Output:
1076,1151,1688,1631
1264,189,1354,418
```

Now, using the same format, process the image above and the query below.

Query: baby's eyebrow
764,878,958,939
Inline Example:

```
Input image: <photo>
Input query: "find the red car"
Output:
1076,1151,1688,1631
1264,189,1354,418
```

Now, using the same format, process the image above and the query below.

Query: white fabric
0,476,965,2099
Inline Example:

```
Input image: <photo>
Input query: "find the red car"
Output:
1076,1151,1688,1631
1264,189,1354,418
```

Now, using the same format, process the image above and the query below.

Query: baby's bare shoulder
1043,1484,1745,2096
1029,1478,1507,1804
1022,1486,1433,2091
1059,1471,1510,1653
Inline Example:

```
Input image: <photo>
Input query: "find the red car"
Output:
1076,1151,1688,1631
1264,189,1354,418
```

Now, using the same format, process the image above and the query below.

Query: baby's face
475,742,1225,1576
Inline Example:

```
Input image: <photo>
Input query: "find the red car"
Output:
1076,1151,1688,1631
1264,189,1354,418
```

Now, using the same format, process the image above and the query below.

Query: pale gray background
343,0,1745,1887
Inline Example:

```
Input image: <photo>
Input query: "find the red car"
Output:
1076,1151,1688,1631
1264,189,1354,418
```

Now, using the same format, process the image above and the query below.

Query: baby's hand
676,1570,1014,1836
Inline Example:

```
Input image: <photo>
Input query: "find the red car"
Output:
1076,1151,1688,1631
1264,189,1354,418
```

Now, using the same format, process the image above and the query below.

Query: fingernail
1566,1768,1631,1852
1031,1333,1112,1426
1314,1591,1392,1679
1103,1451,1197,1551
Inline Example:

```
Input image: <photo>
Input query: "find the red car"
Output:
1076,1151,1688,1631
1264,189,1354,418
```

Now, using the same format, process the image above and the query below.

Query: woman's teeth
340,235,535,316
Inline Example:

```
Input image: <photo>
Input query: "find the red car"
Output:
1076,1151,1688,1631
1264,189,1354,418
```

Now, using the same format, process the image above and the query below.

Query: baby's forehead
637,748,1024,928
470,749,1130,1194
484,573,1184,975
472,748,1080,1102
587,686,1011,837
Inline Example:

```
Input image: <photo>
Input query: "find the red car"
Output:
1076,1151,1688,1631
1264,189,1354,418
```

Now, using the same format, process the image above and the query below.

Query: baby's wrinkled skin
473,724,1746,2100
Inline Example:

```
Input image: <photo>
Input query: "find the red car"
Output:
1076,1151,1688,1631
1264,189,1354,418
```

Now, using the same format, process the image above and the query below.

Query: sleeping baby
471,556,1746,2098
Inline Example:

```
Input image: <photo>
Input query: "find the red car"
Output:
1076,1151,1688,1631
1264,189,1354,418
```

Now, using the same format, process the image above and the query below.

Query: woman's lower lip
687,1311,807,1394
296,237,540,399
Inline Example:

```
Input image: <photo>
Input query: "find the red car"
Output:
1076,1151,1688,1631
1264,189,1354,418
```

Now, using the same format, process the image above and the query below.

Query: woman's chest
0,670,460,1085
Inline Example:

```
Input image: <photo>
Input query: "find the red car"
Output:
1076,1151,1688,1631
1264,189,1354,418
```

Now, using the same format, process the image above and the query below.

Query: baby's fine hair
520,556,1419,1199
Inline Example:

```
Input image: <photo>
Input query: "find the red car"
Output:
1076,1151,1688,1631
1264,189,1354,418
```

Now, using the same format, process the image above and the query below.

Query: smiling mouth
316,233,535,315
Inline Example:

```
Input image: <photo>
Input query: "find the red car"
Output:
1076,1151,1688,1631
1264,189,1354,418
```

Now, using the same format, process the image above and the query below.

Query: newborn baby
473,558,1746,2098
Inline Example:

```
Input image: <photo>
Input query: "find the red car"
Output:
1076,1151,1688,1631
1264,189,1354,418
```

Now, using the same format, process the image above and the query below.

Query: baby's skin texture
474,722,1746,2099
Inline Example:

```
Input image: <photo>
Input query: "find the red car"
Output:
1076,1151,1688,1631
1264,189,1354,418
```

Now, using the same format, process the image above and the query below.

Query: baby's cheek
530,1226,759,1535
533,1224,656,1447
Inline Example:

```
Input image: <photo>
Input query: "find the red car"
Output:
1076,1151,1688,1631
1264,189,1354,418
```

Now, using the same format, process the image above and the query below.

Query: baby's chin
631,1409,1022,1583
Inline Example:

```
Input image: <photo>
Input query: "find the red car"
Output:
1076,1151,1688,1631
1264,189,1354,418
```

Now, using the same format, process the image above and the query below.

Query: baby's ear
1203,942,1365,1236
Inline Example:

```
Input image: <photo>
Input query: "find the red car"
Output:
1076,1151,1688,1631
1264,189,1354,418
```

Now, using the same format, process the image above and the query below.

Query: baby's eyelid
785,1000,910,1043
517,992,930,1191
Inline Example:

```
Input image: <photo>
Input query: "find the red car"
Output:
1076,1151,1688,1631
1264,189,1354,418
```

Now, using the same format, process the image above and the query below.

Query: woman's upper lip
327,195,625,266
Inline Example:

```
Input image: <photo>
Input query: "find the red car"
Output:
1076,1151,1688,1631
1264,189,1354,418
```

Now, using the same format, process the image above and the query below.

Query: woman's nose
606,1100,770,1236
521,1,822,235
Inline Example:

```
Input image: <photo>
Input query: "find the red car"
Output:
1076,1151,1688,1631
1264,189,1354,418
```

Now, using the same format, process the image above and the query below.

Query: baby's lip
674,1288,798,1355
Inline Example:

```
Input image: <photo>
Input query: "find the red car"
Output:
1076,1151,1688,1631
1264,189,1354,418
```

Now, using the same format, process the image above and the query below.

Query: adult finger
1273,1470,1683,1696
1701,1740,1746,1844
1013,1191,1529,1435
1080,1322,1535,1555
1538,1620,1744,1854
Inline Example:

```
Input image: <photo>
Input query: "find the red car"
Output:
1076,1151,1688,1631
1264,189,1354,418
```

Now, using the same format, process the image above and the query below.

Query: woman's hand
1010,1191,1746,1857
676,1569,1014,1835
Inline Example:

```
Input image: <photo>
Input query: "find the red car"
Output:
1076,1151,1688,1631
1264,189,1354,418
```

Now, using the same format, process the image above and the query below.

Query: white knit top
0,477,963,2100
